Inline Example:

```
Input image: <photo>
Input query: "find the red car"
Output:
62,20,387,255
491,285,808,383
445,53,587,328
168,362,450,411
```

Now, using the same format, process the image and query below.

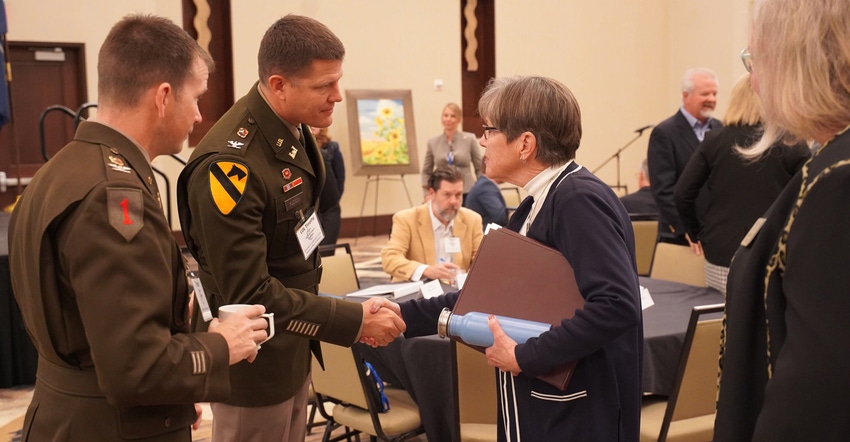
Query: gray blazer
421,131,482,193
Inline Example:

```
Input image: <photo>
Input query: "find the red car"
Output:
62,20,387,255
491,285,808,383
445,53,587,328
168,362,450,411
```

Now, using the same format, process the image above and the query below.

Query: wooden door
0,42,87,208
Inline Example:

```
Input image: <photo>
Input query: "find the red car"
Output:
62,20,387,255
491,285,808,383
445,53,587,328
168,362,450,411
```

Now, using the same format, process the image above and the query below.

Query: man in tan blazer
382,166,484,282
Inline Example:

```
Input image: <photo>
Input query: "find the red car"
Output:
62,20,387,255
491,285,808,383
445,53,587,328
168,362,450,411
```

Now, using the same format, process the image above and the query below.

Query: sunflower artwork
356,98,410,166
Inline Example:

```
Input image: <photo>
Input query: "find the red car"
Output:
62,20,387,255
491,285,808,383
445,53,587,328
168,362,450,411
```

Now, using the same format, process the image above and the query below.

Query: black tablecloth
360,277,724,442
0,212,38,388
639,276,725,395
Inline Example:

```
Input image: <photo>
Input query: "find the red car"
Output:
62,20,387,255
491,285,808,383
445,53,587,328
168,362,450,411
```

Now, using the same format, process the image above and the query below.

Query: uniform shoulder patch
107,188,144,242
208,160,250,215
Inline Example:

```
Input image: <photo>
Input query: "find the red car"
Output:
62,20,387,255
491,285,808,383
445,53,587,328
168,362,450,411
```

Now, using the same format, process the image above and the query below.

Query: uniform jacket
673,124,809,266
381,204,483,282
10,121,231,441
177,84,363,407
421,131,482,193
400,163,643,441
464,175,508,229
647,110,721,239
715,129,850,441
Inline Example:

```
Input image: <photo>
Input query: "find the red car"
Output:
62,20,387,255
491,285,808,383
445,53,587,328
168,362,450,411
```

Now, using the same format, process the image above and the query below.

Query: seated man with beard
382,165,483,283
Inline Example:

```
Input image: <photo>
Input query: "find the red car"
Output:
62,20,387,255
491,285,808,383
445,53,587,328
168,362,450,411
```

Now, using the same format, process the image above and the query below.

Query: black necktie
507,196,534,233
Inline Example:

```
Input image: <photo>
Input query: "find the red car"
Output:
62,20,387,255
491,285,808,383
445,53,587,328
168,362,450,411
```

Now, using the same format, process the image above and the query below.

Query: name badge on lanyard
189,272,214,322
296,208,325,259
443,236,461,254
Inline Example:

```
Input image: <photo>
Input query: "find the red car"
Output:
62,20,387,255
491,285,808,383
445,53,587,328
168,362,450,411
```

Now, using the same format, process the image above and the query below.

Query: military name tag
296,211,325,260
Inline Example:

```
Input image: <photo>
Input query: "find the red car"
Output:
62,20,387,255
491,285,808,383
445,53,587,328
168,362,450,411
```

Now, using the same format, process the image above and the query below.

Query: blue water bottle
437,308,552,347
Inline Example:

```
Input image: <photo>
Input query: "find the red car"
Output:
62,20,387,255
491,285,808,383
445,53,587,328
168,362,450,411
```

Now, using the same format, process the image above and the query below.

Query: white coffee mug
218,304,275,345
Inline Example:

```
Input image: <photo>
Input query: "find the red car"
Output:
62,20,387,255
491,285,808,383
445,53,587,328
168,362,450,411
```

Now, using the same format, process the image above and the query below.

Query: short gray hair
681,67,719,94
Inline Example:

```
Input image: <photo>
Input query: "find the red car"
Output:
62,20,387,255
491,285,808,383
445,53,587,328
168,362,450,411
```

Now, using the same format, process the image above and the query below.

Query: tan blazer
381,204,483,282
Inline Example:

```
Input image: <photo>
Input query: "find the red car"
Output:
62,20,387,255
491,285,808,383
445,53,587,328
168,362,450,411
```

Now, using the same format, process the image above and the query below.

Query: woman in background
421,103,482,199
673,73,809,293
313,127,345,245
715,0,850,439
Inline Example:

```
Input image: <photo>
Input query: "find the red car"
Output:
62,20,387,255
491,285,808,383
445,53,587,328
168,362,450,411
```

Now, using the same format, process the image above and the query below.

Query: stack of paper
345,281,424,299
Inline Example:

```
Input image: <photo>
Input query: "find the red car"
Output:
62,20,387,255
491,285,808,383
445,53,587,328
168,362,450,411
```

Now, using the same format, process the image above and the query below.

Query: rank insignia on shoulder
237,127,249,138
209,161,250,215
283,177,303,193
282,168,292,179
107,155,132,174
227,140,244,149
289,146,298,159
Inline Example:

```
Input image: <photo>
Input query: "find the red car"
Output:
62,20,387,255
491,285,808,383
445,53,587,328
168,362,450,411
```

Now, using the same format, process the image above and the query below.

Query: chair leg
306,400,318,434
321,420,334,442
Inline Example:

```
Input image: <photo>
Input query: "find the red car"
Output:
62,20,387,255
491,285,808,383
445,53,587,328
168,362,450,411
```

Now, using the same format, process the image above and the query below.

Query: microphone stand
592,128,650,195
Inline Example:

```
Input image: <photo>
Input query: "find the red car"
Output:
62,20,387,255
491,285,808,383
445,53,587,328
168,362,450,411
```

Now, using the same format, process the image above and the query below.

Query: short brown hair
428,165,464,191
258,14,345,82
98,14,213,108
478,76,582,166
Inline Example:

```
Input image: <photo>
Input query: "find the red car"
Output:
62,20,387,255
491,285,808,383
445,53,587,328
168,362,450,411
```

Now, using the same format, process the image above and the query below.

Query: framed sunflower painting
345,89,419,176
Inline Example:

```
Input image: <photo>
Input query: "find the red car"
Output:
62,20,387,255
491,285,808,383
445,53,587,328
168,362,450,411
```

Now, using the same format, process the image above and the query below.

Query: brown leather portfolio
453,227,585,390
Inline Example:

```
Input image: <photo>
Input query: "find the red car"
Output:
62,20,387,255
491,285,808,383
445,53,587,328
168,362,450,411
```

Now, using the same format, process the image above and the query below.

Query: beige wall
3,0,751,229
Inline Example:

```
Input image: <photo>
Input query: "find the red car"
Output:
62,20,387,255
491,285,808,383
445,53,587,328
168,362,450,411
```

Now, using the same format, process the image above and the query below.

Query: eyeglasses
482,125,500,140
740,47,753,73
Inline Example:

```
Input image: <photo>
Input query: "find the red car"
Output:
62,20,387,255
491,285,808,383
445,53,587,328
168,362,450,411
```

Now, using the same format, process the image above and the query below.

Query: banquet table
359,277,725,442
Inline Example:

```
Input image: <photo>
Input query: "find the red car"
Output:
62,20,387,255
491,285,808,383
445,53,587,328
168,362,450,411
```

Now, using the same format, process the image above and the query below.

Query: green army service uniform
9,122,231,441
177,84,363,407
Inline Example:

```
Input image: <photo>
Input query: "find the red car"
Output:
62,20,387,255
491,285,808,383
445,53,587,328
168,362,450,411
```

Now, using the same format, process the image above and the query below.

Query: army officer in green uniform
177,15,406,442
9,15,270,441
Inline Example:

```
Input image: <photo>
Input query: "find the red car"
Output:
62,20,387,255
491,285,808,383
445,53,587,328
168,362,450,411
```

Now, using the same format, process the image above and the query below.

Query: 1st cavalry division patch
209,161,250,215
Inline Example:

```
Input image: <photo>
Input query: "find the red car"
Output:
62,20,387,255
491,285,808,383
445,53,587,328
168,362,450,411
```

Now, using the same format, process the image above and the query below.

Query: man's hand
360,300,406,347
208,304,269,364
193,404,203,430
485,315,521,375
422,261,460,281
685,233,704,256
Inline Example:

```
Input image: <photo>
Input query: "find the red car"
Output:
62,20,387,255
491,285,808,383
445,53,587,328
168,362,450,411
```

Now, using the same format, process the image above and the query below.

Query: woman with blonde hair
715,0,850,439
673,73,809,293
421,103,482,198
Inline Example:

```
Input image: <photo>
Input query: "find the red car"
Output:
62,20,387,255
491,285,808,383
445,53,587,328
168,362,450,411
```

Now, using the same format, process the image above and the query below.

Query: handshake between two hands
359,297,406,348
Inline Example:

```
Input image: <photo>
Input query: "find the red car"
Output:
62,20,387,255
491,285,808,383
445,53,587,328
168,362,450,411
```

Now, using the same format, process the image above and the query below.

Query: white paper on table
346,281,424,299
420,280,444,299
640,285,654,310
456,272,468,290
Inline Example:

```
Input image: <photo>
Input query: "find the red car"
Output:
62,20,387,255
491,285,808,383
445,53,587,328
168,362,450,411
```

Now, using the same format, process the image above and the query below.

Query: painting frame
345,89,419,176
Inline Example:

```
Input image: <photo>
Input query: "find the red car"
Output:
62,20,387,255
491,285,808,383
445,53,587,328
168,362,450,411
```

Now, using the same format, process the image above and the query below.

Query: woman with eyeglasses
715,0,850,440
398,76,642,441
421,103,482,200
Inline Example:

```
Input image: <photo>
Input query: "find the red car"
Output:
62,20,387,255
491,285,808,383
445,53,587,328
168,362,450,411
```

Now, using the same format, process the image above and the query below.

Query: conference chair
631,220,658,276
640,303,724,442
308,243,362,434
649,243,706,287
452,341,498,442
317,243,360,296
311,342,425,442
499,186,522,220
